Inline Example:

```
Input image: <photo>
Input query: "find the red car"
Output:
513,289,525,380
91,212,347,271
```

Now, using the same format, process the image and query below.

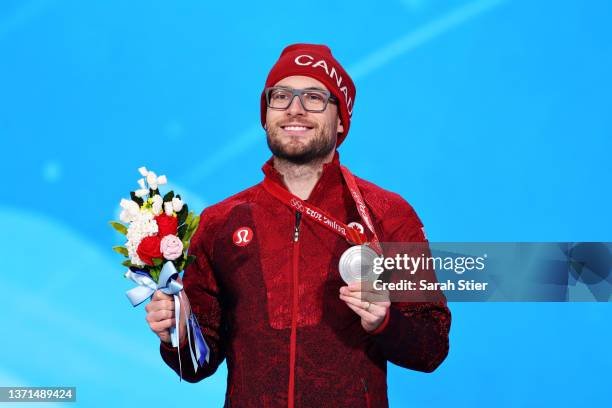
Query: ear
336,117,344,134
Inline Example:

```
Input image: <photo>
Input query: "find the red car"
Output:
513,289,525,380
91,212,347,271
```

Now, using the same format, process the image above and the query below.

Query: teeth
284,126,309,131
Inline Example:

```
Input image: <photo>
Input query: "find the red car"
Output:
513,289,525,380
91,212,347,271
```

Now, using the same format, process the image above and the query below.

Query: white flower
164,201,174,216
120,199,140,222
119,210,130,223
135,188,149,198
120,198,139,212
172,197,184,212
136,167,166,190
151,194,163,215
147,171,158,190
125,210,158,266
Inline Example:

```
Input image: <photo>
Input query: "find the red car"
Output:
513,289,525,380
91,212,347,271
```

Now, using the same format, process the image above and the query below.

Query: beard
266,121,337,165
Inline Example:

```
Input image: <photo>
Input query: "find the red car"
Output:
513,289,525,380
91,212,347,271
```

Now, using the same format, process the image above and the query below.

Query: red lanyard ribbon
262,165,382,254
339,165,382,254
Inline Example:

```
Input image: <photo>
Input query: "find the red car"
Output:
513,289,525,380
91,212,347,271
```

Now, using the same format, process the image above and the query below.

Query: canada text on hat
260,43,356,146
292,54,354,115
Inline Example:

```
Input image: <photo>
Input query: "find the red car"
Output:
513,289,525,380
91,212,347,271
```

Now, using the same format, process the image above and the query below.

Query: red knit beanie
260,43,356,146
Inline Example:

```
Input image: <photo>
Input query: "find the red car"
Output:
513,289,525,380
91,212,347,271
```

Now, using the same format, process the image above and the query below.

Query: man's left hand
339,282,390,333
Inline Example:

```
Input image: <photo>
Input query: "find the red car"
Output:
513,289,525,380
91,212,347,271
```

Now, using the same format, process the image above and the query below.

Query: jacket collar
261,150,342,200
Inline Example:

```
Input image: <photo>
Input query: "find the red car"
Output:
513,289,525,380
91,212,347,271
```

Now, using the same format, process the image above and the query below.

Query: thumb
152,289,172,301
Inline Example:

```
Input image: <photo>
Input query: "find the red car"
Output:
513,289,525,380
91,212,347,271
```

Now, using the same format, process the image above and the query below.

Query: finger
340,289,386,304
349,281,390,298
346,282,383,295
340,286,369,298
340,294,388,317
150,318,175,333
152,290,172,301
340,290,372,303
346,282,362,292
365,290,390,303
358,285,390,302
339,293,371,310
149,309,174,323
148,299,175,312
158,309,175,321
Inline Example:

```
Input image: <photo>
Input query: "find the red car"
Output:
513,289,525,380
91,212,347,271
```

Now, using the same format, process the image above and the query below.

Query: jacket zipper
362,378,371,408
288,211,301,408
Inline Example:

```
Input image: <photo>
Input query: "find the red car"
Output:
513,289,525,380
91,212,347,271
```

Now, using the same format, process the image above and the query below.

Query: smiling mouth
280,124,314,135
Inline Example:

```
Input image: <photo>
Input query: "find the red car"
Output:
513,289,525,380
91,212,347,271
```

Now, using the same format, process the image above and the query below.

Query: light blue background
1,0,610,407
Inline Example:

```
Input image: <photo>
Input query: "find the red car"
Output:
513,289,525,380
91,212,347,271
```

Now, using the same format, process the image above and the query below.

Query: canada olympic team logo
233,227,253,247
289,197,304,212
348,221,364,234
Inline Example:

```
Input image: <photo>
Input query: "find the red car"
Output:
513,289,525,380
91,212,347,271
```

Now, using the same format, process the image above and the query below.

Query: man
145,43,451,407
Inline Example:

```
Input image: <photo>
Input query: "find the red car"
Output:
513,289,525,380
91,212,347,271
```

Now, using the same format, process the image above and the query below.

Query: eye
305,92,325,102
271,90,290,100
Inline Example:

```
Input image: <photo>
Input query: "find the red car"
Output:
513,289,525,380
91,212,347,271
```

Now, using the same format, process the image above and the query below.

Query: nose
286,94,307,116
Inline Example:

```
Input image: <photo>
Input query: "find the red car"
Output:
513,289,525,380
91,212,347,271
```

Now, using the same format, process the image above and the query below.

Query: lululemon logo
233,227,253,247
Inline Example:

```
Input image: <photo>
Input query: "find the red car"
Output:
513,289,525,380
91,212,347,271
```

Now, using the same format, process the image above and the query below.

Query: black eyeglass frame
264,86,339,113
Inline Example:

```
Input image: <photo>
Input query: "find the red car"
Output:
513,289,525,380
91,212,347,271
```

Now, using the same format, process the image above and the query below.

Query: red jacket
160,152,451,407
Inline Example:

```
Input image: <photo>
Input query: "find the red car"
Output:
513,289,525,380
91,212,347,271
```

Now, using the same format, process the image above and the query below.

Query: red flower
137,235,162,266
155,214,178,238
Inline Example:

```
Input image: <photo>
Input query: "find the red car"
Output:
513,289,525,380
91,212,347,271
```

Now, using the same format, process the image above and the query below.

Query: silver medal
338,244,380,284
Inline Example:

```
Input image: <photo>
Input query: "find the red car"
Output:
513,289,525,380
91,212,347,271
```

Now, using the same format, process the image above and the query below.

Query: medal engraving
338,245,380,284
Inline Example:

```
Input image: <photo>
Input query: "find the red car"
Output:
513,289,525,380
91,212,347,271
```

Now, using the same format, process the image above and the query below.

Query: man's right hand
145,289,190,346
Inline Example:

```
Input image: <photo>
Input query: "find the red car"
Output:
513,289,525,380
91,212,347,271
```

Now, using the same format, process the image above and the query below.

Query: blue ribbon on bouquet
124,261,209,380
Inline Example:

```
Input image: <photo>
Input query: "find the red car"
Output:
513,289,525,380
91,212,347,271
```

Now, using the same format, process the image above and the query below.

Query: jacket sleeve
370,196,451,373
159,208,227,382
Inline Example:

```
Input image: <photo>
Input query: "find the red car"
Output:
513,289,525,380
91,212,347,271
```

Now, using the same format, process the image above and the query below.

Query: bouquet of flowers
110,167,199,280
110,167,208,379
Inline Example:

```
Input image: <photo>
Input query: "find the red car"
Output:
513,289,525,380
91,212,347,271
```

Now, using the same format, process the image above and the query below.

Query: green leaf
189,226,197,241
177,205,188,225
190,214,200,230
149,267,161,283
109,221,128,235
183,230,194,246
163,191,174,202
121,260,132,267
177,223,188,240
182,227,193,245
185,211,193,227
183,215,200,244
112,246,129,257
152,258,163,267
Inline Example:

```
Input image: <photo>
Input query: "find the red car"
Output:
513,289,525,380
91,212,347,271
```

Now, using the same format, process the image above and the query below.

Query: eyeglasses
265,86,338,112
